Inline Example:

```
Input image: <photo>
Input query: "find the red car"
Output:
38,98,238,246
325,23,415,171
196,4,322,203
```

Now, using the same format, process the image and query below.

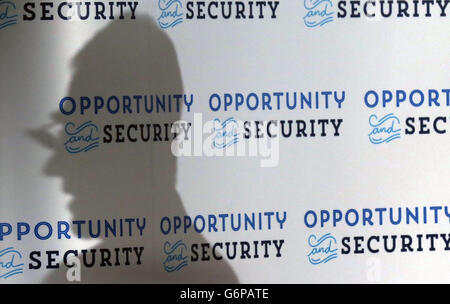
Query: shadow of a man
30,15,238,283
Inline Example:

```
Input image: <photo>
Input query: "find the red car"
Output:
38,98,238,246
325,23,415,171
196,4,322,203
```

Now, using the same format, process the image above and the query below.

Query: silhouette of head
31,16,183,220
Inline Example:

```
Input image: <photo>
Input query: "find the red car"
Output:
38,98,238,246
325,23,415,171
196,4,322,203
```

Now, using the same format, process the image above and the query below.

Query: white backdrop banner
0,0,449,283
